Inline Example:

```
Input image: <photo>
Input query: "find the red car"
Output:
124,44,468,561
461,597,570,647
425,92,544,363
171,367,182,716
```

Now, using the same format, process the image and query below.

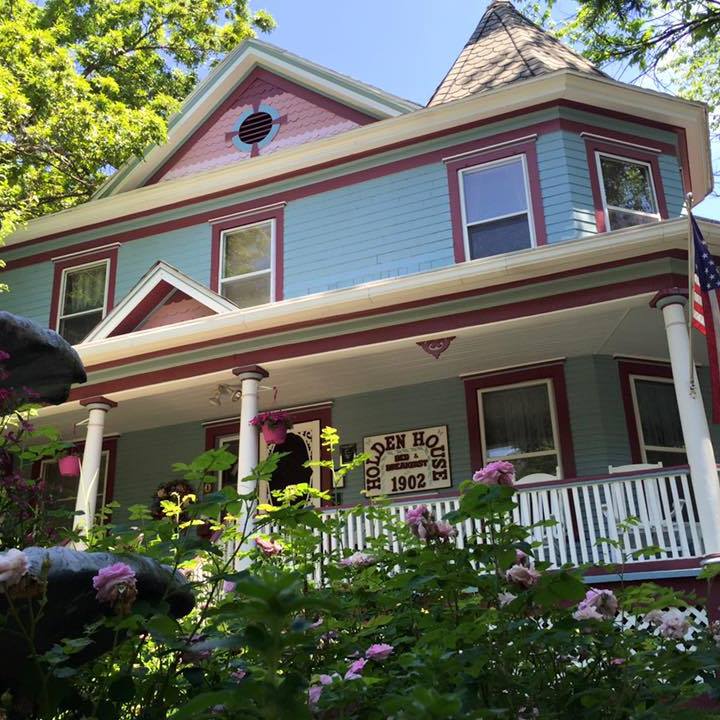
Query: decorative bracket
417,336,456,360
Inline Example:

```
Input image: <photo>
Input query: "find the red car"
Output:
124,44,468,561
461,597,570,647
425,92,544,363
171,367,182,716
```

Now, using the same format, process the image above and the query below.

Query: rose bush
1,417,720,718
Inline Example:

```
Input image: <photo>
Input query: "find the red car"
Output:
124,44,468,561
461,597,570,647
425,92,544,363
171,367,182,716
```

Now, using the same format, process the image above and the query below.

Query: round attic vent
237,111,274,145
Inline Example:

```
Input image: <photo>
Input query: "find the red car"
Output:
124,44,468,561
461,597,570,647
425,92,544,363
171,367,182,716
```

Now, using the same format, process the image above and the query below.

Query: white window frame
458,154,536,261
477,378,562,475
40,449,111,512
629,374,685,463
218,218,276,305
595,152,660,231
56,259,111,334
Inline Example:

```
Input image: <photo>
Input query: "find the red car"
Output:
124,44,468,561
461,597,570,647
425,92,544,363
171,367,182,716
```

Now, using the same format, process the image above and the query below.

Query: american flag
691,215,720,422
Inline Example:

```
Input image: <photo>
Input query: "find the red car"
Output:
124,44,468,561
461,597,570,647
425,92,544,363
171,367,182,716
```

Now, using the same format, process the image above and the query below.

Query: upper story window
58,261,109,344
596,153,660,230
446,139,546,264
219,219,275,308
50,247,118,345
459,155,535,260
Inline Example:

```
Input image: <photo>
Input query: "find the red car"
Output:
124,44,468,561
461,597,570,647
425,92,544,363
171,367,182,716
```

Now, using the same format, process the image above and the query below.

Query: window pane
646,450,687,467
468,214,531,259
634,379,684,450
600,156,657,214
462,158,528,224
59,310,103,344
510,454,559,479
62,264,107,315
608,208,657,231
222,223,272,278
221,273,271,308
482,383,555,457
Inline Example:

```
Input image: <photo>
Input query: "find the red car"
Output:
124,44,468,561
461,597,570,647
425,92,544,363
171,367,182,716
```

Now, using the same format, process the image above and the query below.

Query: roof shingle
428,0,605,106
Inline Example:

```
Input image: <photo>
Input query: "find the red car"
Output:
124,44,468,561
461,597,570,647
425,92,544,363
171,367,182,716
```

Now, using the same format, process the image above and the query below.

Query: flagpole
687,191,696,396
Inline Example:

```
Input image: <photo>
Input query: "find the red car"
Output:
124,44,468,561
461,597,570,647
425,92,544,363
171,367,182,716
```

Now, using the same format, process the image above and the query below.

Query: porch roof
38,286,693,438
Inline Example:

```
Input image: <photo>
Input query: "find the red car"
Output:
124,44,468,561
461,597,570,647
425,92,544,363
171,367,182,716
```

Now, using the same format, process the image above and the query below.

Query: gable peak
428,0,604,107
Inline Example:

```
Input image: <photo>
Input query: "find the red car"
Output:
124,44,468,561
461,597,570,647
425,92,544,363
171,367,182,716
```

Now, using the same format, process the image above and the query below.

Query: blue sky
257,0,719,219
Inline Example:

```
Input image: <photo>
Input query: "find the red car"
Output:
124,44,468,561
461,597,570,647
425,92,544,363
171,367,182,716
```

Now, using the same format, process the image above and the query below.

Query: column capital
79,396,118,410
649,287,689,310
232,365,269,381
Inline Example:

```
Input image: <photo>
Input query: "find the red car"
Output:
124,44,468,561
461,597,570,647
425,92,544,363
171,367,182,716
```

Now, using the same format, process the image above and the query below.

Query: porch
313,466,705,572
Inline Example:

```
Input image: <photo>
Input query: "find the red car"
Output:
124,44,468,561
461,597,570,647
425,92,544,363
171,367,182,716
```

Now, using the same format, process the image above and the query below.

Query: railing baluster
570,486,589,563
655,475,679,558
668,474,690,557
680,472,703,555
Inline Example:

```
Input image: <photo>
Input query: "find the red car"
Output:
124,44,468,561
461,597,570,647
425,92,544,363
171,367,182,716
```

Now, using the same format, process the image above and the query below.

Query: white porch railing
300,467,704,570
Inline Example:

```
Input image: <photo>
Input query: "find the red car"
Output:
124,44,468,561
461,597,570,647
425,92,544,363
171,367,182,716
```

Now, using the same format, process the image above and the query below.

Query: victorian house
3,0,720,617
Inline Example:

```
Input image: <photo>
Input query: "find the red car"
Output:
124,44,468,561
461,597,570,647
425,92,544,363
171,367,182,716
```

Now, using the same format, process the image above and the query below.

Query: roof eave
7,70,711,248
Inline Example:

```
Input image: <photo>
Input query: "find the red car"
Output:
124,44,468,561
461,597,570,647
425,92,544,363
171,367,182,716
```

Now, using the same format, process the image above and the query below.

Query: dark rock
0,547,194,693
0,312,86,408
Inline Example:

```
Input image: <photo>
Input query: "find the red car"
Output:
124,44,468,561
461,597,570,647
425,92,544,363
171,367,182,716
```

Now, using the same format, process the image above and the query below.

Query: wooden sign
363,426,451,497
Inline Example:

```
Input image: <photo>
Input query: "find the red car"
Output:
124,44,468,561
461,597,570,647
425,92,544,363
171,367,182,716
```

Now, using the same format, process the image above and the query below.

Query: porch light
208,383,243,406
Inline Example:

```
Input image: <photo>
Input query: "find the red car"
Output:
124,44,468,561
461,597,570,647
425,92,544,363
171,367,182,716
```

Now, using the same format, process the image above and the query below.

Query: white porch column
73,397,117,534
232,365,269,542
652,290,720,562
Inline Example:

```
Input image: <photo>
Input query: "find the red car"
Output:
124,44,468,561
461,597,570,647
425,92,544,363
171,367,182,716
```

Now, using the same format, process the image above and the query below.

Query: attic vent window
237,111,273,145
232,104,280,153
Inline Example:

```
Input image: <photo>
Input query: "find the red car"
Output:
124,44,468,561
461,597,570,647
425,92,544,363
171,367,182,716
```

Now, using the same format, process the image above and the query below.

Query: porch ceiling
38,292,702,438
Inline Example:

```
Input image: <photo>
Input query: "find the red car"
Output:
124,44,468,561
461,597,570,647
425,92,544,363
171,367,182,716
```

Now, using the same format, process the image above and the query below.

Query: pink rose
435,521,457,540
610,658,625,666
308,684,323,706
515,549,529,566
365,643,394,661
505,563,541,588
405,505,429,528
231,669,246,682
255,537,283,557
658,609,690,640
92,562,137,604
472,461,515,486
223,580,236,593
0,549,29,587
0,351,9,362
573,588,618,621
498,591,517,607
339,551,375,568
344,657,367,680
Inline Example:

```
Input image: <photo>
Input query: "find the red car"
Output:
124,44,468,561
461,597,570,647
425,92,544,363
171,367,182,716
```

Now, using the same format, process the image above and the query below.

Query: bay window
596,152,660,230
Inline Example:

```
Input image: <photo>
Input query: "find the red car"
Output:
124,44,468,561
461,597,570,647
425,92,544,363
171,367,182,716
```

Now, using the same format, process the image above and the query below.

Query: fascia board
8,71,710,247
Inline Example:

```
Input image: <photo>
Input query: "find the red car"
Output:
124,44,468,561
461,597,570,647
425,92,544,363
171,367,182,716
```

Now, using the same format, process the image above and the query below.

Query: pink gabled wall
138,290,215,330
148,68,377,184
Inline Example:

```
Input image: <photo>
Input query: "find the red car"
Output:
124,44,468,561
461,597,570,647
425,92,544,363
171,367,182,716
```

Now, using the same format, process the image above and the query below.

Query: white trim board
84,261,238,342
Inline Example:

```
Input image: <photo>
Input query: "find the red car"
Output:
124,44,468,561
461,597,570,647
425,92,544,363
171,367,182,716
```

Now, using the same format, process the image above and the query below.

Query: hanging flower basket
250,410,293,445
58,453,81,478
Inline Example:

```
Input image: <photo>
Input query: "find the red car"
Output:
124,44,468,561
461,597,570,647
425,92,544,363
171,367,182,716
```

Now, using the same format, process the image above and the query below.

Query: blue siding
116,224,211,300
0,106,685,326
284,164,452,297
0,263,54,326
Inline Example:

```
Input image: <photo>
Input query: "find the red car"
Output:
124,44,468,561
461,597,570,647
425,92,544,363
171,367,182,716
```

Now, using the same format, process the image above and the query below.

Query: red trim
462,361,576,479
79,396,118,408
584,138,669,234
204,403,334,498
83,251,685,376
209,206,284,301
48,248,118,333
649,286,688,307
446,140,547,263
4,104,684,267
70,272,683,399
146,68,377,186
617,359,673,463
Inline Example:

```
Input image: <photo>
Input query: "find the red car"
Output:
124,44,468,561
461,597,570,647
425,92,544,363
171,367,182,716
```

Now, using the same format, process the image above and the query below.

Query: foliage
0,0,275,255
1,418,720,718
522,0,720,136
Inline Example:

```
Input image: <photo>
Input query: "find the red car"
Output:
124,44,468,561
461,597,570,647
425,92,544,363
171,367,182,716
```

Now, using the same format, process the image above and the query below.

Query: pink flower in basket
249,411,294,444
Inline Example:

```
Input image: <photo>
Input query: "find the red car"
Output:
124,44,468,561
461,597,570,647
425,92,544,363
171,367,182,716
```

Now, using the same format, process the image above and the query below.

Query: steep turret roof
428,0,605,106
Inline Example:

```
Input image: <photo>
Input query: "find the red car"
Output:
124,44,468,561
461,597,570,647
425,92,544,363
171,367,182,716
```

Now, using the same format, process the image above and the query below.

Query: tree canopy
0,0,274,246
532,0,720,133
